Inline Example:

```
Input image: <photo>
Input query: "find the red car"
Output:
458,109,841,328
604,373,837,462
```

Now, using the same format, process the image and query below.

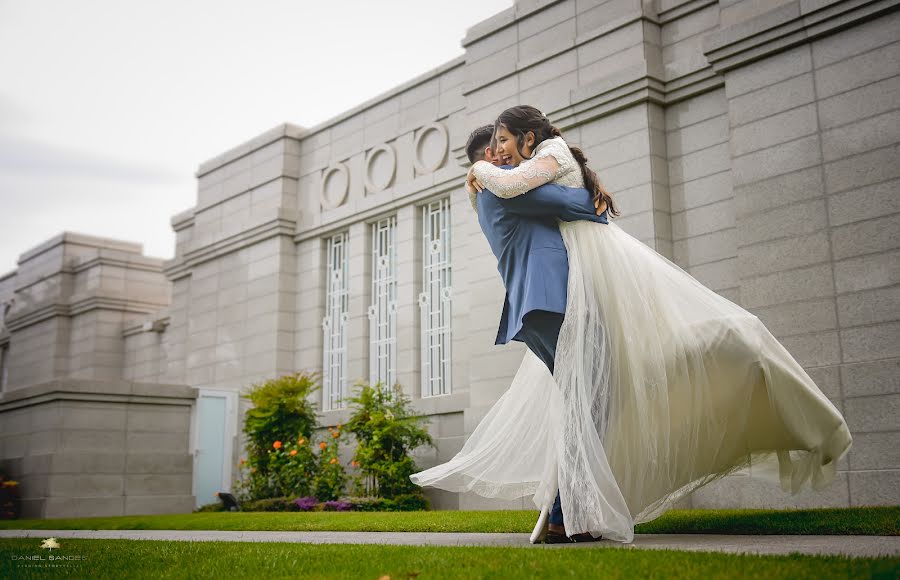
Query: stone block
818,74,900,131
840,321,900,363
688,258,738,291
737,198,826,247
669,171,734,213
811,8,900,68
125,494,195,516
730,103,818,158
673,228,737,267
48,473,123,497
580,104,650,146
668,142,731,185
667,114,729,158
740,263,834,309
841,359,900,398
831,213,900,261
661,3,719,46
849,470,900,506
672,199,735,241
58,429,126,453
738,231,830,278
125,473,192,495
837,285,900,328
576,0,639,36
732,134,822,187
724,44,812,100
844,394,900,433
578,43,646,87
690,471,849,509
834,249,900,294
821,109,900,163
778,331,841,367
44,496,126,519
728,73,816,128
814,39,900,100
51,452,126,474
753,298,837,337
849,432,900,470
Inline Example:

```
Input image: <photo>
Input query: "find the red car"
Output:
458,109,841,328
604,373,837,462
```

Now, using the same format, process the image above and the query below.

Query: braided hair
493,105,619,217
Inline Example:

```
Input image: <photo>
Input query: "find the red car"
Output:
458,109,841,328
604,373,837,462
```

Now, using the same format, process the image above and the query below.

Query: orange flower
273,440,282,450
251,468,257,474
239,458,246,465
290,449,298,456
319,442,327,450
298,438,306,446
329,458,338,465
332,431,340,438
351,460,359,468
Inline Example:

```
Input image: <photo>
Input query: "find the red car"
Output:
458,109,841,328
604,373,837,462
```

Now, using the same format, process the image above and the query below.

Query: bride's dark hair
494,105,619,217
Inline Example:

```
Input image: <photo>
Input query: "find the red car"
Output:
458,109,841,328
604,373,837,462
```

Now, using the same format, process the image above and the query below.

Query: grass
1,538,897,580
0,506,897,536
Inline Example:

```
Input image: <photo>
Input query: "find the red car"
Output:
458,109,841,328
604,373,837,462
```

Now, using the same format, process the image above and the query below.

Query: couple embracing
410,105,852,545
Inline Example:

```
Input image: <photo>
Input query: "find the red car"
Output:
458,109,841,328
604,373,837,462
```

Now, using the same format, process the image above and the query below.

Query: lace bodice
468,137,584,210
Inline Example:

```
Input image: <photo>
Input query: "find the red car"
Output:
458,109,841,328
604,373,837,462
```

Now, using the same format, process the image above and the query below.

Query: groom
464,125,607,543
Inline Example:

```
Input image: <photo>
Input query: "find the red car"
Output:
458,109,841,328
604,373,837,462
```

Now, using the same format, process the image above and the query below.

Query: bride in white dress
409,105,852,543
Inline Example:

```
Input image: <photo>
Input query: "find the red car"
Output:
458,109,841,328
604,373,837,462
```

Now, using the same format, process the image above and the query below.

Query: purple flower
293,496,319,511
323,500,352,511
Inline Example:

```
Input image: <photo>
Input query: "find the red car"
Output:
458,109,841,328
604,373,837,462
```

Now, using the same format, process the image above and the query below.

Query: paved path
1,530,897,558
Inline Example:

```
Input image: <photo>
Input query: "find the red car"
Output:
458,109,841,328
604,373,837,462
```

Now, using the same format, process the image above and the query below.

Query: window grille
322,232,349,410
419,198,452,397
369,216,397,388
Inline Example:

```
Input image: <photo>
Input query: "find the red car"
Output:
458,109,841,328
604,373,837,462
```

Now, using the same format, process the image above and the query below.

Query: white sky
0,0,513,274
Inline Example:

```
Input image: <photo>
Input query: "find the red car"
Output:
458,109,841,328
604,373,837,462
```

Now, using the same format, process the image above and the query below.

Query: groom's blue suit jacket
476,178,608,345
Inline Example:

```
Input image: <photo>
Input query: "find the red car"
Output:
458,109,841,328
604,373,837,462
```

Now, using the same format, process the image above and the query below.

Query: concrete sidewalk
1,529,897,558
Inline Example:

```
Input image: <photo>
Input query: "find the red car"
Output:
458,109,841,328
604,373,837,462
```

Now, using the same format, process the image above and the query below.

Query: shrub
293,496,319,512
239,372,321,500
195,502,225,513
312,425,349,501
240,497,299,512
323,500,352,511
346,382,434,500
0,470,20,520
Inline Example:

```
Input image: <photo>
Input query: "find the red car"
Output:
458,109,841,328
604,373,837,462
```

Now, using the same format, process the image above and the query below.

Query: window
369,216,397,388
419,198,452,397
322,232,349,410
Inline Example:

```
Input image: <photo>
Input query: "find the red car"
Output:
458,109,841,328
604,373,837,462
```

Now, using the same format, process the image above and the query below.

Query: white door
193,391,235,508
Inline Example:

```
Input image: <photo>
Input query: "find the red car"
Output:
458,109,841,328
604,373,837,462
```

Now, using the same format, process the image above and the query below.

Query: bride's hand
466,164,485,193
594,197,608,215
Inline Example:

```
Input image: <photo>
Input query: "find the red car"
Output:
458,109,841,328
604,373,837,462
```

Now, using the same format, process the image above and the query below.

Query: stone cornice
703,0,900,72
0,378,196,412
5,294,167,332
657,0,718,24
17,232,143,266
163,209,298,279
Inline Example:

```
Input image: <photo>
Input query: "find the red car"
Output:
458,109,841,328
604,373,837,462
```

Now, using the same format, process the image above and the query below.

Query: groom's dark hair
465,125,494,164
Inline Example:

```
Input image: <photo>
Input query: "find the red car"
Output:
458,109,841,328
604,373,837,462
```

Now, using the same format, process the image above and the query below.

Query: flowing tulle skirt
410,220,852,543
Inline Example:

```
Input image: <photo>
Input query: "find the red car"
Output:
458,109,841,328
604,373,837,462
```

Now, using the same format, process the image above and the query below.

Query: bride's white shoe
529,504,550,544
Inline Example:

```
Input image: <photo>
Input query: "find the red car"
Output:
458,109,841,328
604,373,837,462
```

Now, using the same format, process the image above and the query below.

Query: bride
409,105,852,544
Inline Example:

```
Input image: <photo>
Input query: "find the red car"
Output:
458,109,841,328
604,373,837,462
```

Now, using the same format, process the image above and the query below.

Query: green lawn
0,506,897,535
0,538,897,580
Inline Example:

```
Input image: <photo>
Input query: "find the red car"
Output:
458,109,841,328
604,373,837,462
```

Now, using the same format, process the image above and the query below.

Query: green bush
240,497,300,512
345,382,434,500
238,372,321,500
194,502,224,513
313,427,349,501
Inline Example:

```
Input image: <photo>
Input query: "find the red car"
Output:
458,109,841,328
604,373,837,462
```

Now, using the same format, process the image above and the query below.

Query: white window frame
368,216,397,388
419,198,452,397
322,232,349,410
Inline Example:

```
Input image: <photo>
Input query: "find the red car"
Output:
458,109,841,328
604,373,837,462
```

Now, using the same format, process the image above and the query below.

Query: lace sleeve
471,156,559,199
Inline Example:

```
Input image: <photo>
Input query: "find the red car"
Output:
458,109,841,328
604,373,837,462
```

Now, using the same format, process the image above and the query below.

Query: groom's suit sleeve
497,183,608,224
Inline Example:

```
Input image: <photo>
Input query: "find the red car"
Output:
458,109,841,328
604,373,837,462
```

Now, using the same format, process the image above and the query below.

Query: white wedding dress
409,137,852,543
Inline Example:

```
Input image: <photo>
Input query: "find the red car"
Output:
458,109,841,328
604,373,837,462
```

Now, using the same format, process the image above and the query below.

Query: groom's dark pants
517,309,566,527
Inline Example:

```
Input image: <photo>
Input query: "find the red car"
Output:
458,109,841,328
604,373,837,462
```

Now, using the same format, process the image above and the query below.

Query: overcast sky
0,0,512,274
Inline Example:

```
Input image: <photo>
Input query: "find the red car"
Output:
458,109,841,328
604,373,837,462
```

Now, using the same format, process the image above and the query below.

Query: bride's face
494,125,535,167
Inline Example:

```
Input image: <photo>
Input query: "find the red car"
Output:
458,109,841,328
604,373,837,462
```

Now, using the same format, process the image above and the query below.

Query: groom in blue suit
464,125,607,543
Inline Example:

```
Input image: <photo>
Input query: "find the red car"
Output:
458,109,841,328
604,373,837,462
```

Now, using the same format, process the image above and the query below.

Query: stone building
1,0,898,518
